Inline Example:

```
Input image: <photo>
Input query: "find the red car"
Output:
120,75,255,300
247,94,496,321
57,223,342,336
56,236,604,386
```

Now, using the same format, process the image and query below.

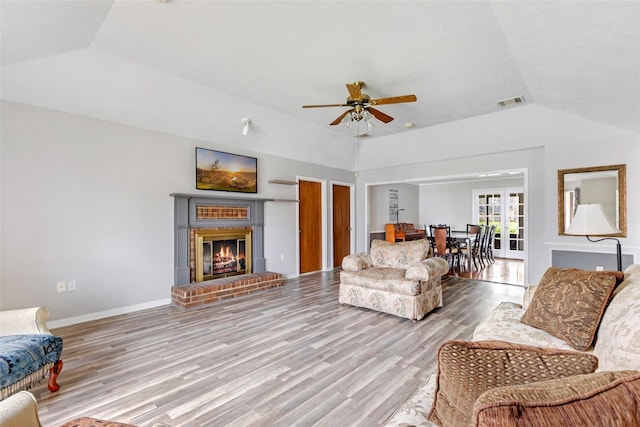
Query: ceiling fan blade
369,94,417,106
367,107,394,123
302,103,348,108
346,83,362,99
330,110,351,126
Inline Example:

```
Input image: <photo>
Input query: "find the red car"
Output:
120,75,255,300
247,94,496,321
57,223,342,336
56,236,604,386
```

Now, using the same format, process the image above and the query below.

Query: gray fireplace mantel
171,193,270,285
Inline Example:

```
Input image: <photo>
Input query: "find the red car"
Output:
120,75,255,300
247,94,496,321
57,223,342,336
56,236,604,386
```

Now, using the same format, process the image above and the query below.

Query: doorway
473,188,525,260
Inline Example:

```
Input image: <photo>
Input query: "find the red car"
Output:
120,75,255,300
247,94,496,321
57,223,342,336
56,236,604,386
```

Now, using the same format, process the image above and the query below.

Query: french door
473,188,525,260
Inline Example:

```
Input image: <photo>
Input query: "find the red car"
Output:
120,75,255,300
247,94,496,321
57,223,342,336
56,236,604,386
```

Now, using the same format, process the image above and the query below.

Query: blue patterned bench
0,334,63,400
0,307,64,400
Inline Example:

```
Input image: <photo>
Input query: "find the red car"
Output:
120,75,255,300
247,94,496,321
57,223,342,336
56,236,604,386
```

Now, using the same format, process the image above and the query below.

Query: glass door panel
473,188,524,260
507,192,525,258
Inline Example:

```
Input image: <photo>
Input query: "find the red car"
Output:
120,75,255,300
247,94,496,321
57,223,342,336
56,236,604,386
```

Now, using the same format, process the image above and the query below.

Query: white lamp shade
566,203,620,235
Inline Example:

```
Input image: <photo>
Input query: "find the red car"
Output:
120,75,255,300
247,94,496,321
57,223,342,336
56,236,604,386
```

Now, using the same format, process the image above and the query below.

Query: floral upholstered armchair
339,239,449,320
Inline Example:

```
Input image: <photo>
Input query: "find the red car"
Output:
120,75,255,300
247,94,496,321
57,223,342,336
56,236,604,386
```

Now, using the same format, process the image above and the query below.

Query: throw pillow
428,340,598,427
520,267,618,351
472,370,640,427
566,267,624,285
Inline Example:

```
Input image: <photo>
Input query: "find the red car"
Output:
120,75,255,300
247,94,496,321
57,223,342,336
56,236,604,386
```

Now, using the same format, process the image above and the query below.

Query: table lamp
565,203,622,271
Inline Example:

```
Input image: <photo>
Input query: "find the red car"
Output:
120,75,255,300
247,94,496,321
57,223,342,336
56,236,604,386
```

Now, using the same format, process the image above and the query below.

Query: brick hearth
171,272,284,309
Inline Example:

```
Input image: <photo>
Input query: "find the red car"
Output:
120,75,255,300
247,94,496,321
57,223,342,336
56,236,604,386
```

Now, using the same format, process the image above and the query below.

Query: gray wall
0,101,354,323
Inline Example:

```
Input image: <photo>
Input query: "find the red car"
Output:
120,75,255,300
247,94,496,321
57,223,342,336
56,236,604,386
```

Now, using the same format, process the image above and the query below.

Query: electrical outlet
280,254,285,261
56,281,66,293
68,280,77,291
596,266,604,271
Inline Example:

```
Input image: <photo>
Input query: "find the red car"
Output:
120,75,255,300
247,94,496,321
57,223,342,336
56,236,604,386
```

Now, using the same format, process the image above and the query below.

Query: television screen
195,147,258,194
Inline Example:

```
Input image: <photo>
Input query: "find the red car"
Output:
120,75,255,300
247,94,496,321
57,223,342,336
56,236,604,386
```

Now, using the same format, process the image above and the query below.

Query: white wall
357,147,545,285
3,100,637,323
419,178,524,231
543,134,639,270
357,136,639,285
369,183,420,232
0,101,354,322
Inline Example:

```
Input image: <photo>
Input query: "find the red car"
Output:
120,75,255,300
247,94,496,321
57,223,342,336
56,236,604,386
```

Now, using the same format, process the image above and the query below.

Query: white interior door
473,188,525,260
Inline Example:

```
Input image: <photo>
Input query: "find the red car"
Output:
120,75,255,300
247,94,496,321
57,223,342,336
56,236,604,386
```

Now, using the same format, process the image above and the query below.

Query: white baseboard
48,298,172,329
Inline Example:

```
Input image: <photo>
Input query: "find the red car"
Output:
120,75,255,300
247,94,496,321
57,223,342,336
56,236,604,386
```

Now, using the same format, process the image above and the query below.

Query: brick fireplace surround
171,271,284,309
170,194,284,309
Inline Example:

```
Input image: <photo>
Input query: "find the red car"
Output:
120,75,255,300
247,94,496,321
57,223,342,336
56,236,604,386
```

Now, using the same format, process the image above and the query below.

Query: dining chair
479,225,496,266
430,225,462,271
486,224,497,264
459,226,483,270
458,224,481,251
477,225,489,267
466,224,482,234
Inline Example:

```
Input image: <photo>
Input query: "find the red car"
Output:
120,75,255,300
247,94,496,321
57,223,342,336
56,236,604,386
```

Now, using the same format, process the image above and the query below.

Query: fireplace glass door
195,228,252,282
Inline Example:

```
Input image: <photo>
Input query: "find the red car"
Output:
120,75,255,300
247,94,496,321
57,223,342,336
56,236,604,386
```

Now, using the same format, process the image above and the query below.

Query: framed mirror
558,164,626,237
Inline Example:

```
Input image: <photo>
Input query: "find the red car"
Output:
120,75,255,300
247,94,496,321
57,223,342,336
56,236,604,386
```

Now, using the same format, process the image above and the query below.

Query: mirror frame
558,163,626,237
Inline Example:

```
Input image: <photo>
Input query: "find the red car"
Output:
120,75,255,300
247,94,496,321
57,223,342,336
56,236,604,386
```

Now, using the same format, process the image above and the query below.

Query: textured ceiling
1,1,638,171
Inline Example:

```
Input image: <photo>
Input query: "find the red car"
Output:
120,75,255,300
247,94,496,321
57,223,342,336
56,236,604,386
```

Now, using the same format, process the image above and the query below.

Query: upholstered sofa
0,307,63,400
385,264,640,426
339,239,449,320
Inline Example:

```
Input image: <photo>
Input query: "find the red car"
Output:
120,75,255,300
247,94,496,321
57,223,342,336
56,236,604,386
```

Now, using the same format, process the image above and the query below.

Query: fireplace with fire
194,228,252,282
171,195,282,309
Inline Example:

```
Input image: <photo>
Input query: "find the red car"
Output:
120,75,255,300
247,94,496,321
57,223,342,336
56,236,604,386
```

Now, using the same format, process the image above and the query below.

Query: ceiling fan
302,81,417,126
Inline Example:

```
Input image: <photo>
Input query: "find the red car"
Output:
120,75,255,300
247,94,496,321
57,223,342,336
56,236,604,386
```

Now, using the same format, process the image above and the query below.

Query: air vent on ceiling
497,95,526,107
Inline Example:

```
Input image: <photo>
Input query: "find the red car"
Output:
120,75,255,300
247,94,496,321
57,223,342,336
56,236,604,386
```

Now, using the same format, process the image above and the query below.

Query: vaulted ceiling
2,1,638,171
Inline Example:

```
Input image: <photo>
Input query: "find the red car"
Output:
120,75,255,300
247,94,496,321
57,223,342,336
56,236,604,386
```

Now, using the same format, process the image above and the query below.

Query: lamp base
586,235,622,272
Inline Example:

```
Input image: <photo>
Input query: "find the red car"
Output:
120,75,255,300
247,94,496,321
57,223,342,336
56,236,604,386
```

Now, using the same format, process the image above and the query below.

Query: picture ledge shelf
169,193,297,203
268,180,298,185
268,198,299,203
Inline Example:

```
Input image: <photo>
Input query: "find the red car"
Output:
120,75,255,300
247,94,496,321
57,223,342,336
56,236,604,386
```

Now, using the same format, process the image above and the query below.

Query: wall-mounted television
195,147,258,194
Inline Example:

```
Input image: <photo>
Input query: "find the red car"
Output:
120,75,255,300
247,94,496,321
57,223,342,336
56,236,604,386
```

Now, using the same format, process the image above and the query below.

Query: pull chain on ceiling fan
302,81,417,126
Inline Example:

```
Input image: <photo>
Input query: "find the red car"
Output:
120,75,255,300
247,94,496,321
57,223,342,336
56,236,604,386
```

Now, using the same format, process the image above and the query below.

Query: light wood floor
33,272,523,427
454,258,525,286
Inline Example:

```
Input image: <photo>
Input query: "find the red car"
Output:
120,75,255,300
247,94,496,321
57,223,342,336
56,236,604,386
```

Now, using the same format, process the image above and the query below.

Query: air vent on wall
497,95,526,107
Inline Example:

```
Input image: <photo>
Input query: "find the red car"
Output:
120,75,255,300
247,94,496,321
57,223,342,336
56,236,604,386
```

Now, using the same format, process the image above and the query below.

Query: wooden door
299,180,322,273
332,184,351,267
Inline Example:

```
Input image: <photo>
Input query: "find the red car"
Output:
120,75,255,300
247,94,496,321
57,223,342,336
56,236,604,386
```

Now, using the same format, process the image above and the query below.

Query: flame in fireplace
217,245,236,262
212,243,241,274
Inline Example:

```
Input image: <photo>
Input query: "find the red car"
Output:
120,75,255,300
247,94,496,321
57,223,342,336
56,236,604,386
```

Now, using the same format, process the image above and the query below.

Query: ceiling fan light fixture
497,95,526,107
302,81,417,128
